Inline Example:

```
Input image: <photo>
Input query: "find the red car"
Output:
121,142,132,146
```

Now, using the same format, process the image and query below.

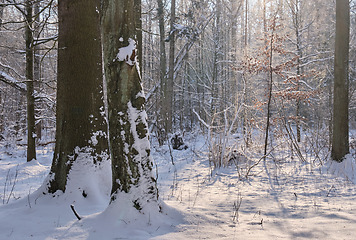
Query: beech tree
101,0,158,208
332,0,350,162
47,0,108,193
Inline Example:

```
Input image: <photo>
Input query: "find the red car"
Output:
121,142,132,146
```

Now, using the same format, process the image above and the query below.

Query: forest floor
0,133,356,239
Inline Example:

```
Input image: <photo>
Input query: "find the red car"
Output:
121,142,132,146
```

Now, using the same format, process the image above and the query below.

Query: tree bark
290,0,303,143
211,0,221,124
34,1,42,140
25,0,36,162
332,0,350,162
47,0,108,193
243,0,251,147
0,0,4,28
101,0,158,208
166,0,176,134
157,0,167,143
264,18,275,161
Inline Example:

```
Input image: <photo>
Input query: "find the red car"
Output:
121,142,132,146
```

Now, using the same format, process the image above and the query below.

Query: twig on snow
70,204,82,220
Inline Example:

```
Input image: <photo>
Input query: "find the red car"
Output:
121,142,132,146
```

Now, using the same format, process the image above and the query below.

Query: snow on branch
34,34,58,46
192,109,210,129
172,14,214,80
145,82,159,102
0,71,26,93
0,70,55,105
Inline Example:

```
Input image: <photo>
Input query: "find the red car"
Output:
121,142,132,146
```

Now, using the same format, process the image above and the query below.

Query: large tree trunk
25,0,36,162
101,0,158,209
47,0,108,193
332,0,350,162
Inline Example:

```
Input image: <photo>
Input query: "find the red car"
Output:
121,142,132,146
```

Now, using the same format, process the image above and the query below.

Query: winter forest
0,0,356,239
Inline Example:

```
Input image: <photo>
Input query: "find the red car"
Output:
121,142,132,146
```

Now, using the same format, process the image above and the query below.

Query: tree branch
70,204,82,220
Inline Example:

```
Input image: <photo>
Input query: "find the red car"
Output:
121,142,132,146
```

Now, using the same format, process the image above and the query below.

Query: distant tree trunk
157,0,167,143
295,59,301,142
244,0,248,47
34,1,42,141
211,0,221,123
263,0,267,40
47,0,108,193
101,0,158,208
243,0,251,147
25,0,36,162
289,0,303,142
231,0,240,104
264,19,275,160
166,0,176,134
0,0,4,28
332,0,350,162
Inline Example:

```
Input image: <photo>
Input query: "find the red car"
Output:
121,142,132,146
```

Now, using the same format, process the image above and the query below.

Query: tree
47,0,108,193
101,0,158,208
166,0,176,134
33,1,42,141
1,0,58,160
331,0,350,162
25,0,36,162
286,0,303,142
0,0,4,28
157,0,168,144
263,16,276,161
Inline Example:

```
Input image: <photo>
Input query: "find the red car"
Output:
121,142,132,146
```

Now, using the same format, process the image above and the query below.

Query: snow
0,70,27,92
115,38,137,66
1,134,356,239
113,38,142,80
111,101,158,210
88,131,105,147
324,154,356,184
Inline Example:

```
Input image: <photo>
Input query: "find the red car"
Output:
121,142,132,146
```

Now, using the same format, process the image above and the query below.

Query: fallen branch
70,204,82,220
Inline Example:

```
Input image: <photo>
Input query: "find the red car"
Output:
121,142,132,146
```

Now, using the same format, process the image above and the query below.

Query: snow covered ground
0,134,356,239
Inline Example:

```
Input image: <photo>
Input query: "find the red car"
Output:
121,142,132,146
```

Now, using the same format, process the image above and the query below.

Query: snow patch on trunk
115,38,137,66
